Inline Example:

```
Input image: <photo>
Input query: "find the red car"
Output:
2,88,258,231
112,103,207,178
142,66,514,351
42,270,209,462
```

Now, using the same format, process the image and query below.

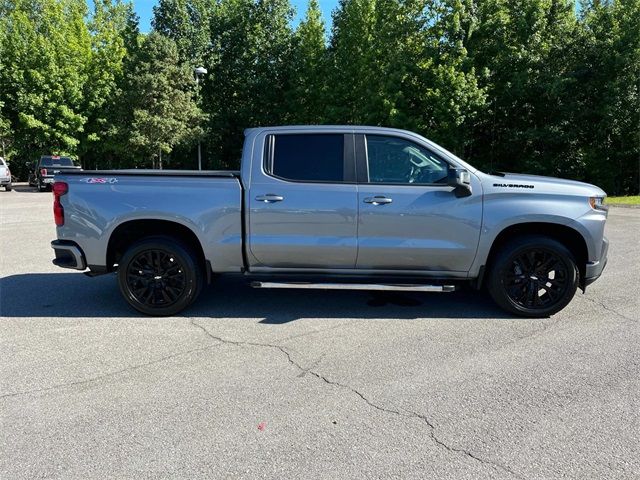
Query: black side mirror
447,168,472,197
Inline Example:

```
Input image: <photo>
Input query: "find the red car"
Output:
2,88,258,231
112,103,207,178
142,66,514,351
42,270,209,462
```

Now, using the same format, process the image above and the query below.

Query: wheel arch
106,219,207,276
480,222,588,287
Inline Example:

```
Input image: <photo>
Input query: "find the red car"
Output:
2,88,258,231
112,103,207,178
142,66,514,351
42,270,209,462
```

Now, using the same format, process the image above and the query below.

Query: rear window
40,157,74,167
267,134,345,182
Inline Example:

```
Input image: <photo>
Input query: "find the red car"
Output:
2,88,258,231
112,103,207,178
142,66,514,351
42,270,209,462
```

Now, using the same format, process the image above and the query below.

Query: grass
606,196,640,206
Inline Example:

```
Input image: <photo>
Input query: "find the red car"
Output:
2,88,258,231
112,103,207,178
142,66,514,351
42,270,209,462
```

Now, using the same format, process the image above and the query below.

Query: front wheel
487,235,579,317
117,236,203,316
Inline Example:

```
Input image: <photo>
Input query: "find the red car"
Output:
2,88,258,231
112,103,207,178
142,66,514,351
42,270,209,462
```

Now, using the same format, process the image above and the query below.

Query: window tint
40,157,74,167
365,135,449,184
270,134,345,182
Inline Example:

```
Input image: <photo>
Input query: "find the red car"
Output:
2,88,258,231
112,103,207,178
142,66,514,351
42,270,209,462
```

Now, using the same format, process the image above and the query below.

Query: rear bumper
583,236,609,288
51,240,87,270
0,177,11,185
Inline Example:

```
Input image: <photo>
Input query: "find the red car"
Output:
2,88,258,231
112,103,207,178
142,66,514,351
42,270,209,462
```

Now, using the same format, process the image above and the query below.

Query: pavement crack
581,296,637,323
407,409,524,479
0,343,221,400
190,319,521,477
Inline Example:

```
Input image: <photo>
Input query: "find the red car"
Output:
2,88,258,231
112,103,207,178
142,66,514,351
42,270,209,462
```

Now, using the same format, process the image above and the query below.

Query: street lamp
194,66,208,170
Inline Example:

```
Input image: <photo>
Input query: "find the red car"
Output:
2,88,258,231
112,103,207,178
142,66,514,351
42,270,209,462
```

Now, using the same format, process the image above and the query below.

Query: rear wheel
117,236,203,316
487,235,579,317
37,179,47,192
4,184,11,191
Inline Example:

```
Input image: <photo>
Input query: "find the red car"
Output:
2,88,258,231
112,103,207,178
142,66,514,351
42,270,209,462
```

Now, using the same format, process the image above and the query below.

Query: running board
250,282,456,292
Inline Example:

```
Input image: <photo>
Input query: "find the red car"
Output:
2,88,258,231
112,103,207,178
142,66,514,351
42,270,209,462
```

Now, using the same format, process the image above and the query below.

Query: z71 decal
80,177,118,184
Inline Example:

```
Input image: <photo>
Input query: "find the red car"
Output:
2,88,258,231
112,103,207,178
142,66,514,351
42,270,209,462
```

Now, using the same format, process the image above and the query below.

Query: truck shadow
10,185,40,193
0,272,514,322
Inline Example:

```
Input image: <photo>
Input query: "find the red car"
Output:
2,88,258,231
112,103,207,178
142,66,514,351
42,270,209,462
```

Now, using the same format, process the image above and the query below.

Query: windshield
40,157,74,167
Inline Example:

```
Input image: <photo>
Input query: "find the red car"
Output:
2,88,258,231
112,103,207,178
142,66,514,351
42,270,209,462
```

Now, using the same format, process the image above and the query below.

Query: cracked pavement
1,186,639,479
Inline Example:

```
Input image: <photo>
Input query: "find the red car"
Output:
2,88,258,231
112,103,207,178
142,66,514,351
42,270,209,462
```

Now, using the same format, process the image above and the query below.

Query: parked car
28,155,82,191
0,157,11,191
49,126,609,317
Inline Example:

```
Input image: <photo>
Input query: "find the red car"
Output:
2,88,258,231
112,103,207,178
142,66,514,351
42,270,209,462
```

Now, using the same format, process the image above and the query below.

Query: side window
267,134,346,182
365,135,449,184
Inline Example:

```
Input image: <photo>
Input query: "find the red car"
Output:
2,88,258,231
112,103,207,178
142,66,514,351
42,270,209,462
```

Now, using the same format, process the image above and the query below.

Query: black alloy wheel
118,236,203,316
488,235,579,317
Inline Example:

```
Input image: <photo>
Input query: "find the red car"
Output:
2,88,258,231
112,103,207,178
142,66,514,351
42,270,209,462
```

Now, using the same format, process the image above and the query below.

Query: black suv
28,156,82,191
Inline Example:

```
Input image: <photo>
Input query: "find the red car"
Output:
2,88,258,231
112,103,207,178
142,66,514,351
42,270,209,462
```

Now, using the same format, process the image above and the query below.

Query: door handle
364,196,393,205
255,193,284,203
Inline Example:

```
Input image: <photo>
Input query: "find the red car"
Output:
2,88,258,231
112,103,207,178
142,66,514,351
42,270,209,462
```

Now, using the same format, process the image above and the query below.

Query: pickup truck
28,155,82,191
50,126,609,317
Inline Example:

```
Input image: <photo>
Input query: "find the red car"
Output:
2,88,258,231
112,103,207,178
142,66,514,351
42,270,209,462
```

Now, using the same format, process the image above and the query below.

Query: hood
486,172,607,197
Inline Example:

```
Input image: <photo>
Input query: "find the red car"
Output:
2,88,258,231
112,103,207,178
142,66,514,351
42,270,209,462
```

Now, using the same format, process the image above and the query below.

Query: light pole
194,66,208,170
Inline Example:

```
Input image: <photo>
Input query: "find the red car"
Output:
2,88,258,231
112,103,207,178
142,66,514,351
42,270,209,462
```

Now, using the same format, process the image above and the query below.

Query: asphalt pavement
1,184,638,479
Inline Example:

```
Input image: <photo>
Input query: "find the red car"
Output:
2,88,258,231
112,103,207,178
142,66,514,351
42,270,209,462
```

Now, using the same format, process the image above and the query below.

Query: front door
356,134,482,272
248,132,358,269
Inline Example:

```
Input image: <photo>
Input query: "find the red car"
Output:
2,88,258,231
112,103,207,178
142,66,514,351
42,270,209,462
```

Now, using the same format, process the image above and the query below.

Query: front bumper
583,236,609,288
51,240,87,270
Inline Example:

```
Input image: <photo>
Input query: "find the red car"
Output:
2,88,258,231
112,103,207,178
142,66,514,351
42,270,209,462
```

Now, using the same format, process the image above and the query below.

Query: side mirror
447,168,472,197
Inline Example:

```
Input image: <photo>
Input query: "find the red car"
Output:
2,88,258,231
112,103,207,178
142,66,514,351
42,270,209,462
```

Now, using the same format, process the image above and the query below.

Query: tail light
41,168,47,176
53,181,68,226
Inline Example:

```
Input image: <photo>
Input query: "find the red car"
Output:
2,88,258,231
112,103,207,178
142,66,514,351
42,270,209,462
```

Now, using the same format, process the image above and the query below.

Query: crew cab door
355,133,482,272
247,131,358,270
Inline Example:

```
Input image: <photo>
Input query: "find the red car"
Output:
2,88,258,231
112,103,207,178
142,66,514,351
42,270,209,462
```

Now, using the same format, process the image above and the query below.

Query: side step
251,282,456,292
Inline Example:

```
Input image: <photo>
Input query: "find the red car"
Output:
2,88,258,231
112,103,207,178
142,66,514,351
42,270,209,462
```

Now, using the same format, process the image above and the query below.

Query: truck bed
54,169,245,273
62,169,240,178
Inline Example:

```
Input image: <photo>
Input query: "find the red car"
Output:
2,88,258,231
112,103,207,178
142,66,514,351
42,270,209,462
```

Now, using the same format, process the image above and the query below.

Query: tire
37,180,46,192
117,236,204,316
5,184,11,191
487,235,579,317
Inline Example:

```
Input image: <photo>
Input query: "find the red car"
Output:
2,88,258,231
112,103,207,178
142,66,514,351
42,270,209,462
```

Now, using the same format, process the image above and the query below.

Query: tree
203,0,294,168
0,0,92,177
79,0,136,168
287,0,328,124
327,0,484,154
0,101,13,159
121,32,204,168
465,0,581,174
152,0,211,64
572,0,640,194
325,0,376,124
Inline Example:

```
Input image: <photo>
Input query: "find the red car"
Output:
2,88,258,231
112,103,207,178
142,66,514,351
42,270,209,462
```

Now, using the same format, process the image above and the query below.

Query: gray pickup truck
50,126,609,317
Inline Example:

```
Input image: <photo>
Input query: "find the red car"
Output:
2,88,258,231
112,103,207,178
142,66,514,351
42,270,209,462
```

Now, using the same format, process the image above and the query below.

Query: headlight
589,196,608,212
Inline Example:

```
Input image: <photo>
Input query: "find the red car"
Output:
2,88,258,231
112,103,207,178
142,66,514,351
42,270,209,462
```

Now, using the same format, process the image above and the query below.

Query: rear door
247,131,359,269
355,133,482,272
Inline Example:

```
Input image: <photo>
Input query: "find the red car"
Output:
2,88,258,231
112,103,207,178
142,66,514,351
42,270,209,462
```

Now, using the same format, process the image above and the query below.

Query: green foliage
465,0,580,174
326,0,484,155
573,0,640,194
79,0,134,165
202,0,294,168
0,0,637,192
121,32,204,167
152,0,211,64
287,0,328,123
0,0,91,177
